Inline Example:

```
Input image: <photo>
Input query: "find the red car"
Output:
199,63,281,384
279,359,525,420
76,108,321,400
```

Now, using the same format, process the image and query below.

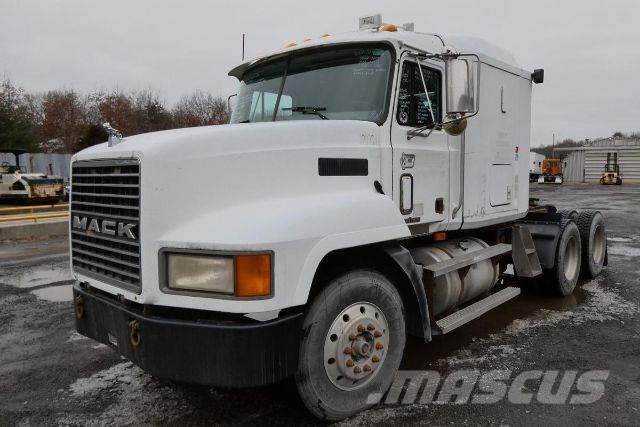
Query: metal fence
0,153,72,180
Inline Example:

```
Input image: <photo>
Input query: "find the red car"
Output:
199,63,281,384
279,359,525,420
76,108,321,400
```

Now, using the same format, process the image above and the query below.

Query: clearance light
235,254,272,297
285,42,297,48
380,24,398,32
302,38,312,42
320,33,331,38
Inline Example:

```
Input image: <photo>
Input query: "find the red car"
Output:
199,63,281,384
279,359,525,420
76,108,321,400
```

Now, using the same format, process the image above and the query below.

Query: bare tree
172,90,229,128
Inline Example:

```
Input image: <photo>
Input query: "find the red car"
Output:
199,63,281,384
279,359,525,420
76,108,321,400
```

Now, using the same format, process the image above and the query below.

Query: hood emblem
103,122,123,147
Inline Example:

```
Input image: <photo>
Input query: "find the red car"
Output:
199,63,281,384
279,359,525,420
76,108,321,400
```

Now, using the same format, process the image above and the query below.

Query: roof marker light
380,24,398,32
359,14,382,31
284,42,297,48
320,33,331,38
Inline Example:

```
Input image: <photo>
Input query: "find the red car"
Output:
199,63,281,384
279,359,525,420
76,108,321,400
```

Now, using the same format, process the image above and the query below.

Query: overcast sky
1,0,639,146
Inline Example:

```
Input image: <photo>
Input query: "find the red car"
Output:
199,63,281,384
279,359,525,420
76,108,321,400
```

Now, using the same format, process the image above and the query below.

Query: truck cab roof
229,29,531,81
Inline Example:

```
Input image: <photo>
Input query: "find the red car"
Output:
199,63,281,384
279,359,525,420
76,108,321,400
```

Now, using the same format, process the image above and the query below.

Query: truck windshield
230,45,392,124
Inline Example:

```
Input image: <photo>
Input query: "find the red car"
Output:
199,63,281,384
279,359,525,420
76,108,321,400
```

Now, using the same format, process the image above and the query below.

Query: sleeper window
396,62,442,128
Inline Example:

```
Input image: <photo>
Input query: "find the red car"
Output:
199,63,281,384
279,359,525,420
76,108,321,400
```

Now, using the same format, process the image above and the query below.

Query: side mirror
445,56,479,116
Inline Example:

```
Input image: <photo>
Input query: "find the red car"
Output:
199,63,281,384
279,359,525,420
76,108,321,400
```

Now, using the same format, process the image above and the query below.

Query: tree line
0,79,230,154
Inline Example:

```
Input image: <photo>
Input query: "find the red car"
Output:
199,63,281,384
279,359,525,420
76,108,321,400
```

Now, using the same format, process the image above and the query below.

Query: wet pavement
1,184,639,425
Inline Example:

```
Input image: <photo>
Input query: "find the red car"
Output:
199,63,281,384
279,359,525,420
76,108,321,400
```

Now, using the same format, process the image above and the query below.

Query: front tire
295,270,406,421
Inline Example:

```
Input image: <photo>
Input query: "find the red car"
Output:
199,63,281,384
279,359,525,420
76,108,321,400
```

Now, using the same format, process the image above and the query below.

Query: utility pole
552,133,555,158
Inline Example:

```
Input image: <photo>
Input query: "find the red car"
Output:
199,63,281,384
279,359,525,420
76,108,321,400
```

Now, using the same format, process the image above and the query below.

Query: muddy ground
0,184,639,426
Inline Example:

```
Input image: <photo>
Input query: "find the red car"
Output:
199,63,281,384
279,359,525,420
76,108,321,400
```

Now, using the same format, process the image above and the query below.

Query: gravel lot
1,184,639,425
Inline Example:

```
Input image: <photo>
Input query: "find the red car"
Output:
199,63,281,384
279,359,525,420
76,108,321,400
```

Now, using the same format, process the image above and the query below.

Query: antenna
242,33,245,61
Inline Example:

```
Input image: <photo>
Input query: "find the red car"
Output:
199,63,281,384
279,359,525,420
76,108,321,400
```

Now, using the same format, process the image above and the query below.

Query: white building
557,138,640,184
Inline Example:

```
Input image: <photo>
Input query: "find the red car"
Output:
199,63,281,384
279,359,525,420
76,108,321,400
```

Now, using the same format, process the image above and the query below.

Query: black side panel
318,158,368,176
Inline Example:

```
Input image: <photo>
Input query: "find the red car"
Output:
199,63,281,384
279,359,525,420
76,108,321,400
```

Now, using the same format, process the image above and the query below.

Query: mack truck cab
71,15,608,421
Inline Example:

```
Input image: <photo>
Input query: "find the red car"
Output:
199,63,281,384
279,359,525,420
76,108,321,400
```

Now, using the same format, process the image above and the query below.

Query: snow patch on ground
608,236,634,243
61,362,192,425
67,331,88,343
607,244,640,257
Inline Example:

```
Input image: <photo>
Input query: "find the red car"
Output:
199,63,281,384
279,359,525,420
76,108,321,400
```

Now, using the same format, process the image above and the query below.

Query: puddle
30,284,73,302
401,281,595,371
4,262,72,289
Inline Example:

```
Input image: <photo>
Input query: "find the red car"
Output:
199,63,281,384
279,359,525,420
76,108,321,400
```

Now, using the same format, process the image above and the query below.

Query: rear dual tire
577,210,607,278
546,219,582,296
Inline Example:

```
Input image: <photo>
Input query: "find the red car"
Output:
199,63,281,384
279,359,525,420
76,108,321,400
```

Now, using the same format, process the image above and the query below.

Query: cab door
391,56,450,233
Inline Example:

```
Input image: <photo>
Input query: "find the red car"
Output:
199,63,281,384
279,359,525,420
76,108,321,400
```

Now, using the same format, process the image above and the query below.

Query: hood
73,120,386,245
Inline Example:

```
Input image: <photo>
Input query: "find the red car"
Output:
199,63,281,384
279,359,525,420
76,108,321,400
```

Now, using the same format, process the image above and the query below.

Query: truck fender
383,244,432,343
517,221,563,269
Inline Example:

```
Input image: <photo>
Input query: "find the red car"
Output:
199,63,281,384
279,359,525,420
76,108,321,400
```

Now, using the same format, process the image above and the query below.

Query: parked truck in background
538,158,564,184
529,151,545,182
70,15,608,421
0,149,65,203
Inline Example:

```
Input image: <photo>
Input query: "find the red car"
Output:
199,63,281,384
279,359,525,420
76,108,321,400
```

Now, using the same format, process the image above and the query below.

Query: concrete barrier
0,219,69,241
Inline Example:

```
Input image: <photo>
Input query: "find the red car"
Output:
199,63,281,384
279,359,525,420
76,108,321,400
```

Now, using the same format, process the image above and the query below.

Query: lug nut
346,359,354,367
354,366,362,374
348,334,357,341
363,364,372,372
375,342,384,350
367,323,375,331
372,355,380,363
357,325,365,333
374,330,382,338
343,347,352,355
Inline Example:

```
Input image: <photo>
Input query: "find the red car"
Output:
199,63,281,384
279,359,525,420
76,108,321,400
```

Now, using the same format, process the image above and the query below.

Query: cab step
434,286,521,335
422,243,512,278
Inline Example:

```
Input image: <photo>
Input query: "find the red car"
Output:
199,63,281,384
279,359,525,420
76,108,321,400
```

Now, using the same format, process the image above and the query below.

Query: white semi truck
529,151,545,182
71,16,608,421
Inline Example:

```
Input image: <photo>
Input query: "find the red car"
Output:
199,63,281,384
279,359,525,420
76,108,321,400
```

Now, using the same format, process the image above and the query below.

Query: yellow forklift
600,153,623,185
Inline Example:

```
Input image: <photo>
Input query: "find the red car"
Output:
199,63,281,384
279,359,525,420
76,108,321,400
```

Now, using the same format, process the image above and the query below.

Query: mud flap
383,244,432,343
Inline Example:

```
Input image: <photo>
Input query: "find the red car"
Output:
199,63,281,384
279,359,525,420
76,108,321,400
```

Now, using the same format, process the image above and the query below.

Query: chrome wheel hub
323,302,389,390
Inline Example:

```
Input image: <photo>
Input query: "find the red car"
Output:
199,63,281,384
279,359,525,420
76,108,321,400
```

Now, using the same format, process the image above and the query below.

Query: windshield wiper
284,106,329,120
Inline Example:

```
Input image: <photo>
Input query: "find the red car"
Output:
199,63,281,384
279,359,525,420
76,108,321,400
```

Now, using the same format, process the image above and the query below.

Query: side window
396,62,442,128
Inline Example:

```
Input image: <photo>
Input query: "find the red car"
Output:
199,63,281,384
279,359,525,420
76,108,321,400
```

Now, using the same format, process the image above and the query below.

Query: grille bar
71,159,141,293
72,192,139,199
71,238,140,258
71,230,139,247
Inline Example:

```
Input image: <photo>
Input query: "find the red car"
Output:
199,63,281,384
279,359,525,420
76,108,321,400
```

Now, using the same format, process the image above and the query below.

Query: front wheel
295,270,406,421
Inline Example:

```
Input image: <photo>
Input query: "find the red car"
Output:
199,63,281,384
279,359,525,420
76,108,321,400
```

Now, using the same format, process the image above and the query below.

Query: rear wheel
577,210,606,278
295,270,406,421
544,220,582,296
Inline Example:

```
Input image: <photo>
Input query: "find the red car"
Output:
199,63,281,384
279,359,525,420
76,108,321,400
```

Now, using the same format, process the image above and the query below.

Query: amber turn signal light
235,254,272,297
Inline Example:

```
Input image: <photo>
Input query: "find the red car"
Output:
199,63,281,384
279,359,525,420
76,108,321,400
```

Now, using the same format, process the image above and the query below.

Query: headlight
165,252,272,297
167,254,234,294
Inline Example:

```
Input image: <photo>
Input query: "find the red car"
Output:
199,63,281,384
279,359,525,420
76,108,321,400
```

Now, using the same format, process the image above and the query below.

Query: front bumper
73,283,303,388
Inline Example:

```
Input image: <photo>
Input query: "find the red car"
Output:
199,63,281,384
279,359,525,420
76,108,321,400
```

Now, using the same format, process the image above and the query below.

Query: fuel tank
410,237,500,317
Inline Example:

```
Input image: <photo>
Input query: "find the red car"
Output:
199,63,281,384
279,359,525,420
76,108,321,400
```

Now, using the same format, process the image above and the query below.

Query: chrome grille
71,159,141,293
